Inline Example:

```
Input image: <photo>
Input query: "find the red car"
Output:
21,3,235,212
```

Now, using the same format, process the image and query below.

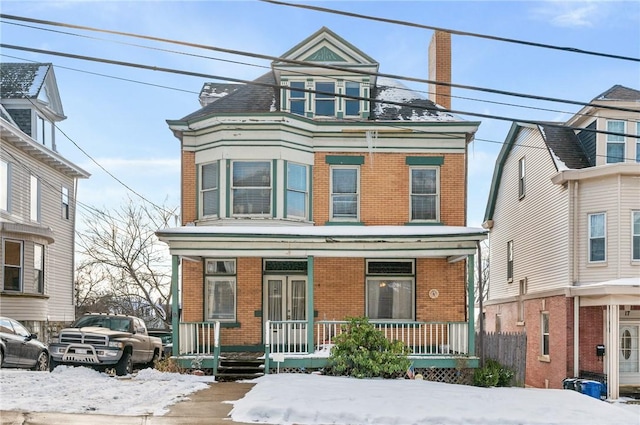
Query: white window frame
204,259,236,322
588,212,606,263
61,186,70,220
365,259,415,321
286,162,308,220
288,81,306,116
518,157,526,199
606,120,625,163
231,160,272,217
34,244,44,294
315,81,336,117
200,162,219,218
330,165,359,221
507,240,514,283
540,311,550,358
0,160,9,212
344,81,360,116
632,211,640,261
409,166,439,222
3,239,23,292
30,174,40,222
636,122,640,163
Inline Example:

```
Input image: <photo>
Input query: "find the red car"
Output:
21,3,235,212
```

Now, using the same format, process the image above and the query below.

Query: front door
620,322,640,385
264,276,307,351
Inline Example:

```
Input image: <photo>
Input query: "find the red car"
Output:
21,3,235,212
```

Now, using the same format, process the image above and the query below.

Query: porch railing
265,320,469,355
178,321,220,355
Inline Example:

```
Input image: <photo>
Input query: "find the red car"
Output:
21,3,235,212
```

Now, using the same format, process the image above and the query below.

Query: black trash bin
562,377,578,391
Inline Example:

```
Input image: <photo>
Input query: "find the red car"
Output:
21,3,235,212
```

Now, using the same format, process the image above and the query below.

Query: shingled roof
593,84,640,102
539,124,592,170
371,77,456,121
0,62,51,99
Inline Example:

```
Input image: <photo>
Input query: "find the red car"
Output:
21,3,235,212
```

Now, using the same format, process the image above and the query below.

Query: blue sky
1,0,639,227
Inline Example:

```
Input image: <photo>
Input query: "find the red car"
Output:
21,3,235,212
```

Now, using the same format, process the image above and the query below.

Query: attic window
315,82,335,116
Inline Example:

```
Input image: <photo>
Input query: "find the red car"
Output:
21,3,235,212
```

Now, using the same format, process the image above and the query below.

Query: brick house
0,63,89,340
158,28,486,377
482,85,640,398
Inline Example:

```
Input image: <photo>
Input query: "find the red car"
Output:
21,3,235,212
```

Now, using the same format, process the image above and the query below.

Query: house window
507,240,514,282
286,162,308,219
410,167,439,221
366,260,414,320
34,244,44,294
201,162,219,217
289,81,306,116
205,259,236,321
633,211,640,261
315,82,335,116
345,82,360,116
30,175,40,222
588,213,606,262
232,161,271,216
0,160,8,212
518,157,525,199
3,239,22,291
636,122,640,162
61,186,70,220
541,311,550,357
330,166,359,221
606,120,625,163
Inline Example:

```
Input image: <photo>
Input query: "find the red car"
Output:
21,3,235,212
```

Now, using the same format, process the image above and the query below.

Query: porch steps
215,353,264,382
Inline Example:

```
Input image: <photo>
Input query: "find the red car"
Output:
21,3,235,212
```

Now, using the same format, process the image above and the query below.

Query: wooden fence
476,331,527,386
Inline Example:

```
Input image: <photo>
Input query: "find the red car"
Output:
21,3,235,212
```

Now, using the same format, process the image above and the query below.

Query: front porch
171,319,479,378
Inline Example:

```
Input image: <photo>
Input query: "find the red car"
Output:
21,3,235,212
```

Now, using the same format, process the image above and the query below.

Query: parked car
0,316,49,371
147,328,172,358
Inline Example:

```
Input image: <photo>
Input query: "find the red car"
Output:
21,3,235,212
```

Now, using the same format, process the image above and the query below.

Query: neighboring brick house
482,85,640,398
158,28,486,377
0,63,90,341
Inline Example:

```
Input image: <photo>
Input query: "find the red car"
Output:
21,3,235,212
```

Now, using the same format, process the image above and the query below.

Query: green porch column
171,255,180,357
307,255,314,354
467,253,475,356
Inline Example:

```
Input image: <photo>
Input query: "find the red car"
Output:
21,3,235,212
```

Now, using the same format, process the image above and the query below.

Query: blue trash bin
580,380,603,399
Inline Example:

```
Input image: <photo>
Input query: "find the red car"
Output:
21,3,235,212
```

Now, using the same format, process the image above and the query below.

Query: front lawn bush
473,359,514,387
324,317,411,379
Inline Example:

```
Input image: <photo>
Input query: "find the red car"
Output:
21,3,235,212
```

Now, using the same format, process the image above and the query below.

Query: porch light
379,282,387,287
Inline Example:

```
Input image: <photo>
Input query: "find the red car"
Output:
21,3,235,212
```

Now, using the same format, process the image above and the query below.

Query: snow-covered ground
0,366,638,425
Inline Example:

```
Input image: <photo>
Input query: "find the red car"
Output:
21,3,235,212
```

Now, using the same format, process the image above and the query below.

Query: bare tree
75,198,178,327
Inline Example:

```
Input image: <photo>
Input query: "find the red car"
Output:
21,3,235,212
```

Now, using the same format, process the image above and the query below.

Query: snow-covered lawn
0,366,638,425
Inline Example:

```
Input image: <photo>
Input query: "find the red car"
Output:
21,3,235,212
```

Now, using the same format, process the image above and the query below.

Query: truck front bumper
49,343,123,366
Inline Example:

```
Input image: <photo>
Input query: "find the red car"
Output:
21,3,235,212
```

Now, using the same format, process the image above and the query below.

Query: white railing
178,321,220,355
315,320,469,355
266,320,308,354
264,320,469,356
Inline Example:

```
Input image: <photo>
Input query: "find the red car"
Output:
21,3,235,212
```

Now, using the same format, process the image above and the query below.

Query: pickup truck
49,313,163,376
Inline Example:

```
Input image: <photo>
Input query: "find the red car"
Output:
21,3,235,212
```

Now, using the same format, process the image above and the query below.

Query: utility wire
1,14,638,115
3,43,638,140
260,0,640,63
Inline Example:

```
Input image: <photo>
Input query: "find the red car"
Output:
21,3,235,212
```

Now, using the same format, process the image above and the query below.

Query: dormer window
315,82,335,116
345,82,360,116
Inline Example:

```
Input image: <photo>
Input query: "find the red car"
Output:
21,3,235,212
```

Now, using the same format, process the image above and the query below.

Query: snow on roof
157,224,487,238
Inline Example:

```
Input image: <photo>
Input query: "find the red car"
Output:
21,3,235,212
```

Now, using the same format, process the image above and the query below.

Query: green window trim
406,156,444,166
326,155,364,165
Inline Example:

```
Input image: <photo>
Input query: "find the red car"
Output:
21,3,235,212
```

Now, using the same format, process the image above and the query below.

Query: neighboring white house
0,63,90,341
483,85,640,399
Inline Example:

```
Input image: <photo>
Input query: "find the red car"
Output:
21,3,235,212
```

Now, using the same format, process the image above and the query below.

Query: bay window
34,244,44,294
286,162,308,219
3,239,22,291
232,161,271,216
201,162,219,217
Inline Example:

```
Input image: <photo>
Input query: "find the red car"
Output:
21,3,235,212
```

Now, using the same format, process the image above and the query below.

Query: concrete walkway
0,382,255,425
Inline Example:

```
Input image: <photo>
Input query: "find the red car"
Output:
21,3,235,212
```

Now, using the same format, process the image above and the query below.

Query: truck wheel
115,351,132,376
49,356,59,372
147,349,159,369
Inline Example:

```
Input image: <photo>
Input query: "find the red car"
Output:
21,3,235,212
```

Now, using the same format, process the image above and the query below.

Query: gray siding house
0,63,89,340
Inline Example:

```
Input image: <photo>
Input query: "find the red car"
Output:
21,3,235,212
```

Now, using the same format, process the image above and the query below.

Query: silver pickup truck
49,313,162,376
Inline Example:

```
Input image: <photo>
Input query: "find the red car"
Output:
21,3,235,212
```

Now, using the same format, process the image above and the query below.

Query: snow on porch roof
156,225,487,239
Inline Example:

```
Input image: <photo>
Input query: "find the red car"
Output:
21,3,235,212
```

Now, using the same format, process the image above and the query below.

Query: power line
3,43,638,141
260,0,640,63
1,14,638,115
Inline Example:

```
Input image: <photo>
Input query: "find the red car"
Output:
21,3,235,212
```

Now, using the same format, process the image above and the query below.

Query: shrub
324,317,411,379
154,357,186,374
473,359,514,387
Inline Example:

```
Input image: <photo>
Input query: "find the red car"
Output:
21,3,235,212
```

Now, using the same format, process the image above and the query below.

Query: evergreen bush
473,359,514,387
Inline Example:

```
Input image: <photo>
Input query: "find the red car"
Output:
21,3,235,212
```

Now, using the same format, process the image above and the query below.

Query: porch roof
568,277,640,306
156,225,487,259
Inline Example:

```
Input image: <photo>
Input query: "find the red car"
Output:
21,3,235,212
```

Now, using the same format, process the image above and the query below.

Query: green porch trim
307,256,315,354
406,156,444,166
171,255,180,357
308,164,313,222
264,356,479,372
325,155,364,165
467,253,476,356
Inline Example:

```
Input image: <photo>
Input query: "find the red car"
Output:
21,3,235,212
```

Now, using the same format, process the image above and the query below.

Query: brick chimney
428,30,451,110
